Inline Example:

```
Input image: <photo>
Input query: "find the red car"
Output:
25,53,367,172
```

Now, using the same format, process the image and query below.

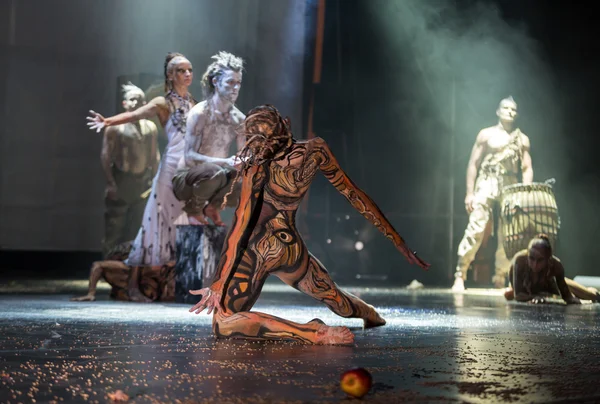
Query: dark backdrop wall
306,0,600,286
2,0,599,287
0,0,309,251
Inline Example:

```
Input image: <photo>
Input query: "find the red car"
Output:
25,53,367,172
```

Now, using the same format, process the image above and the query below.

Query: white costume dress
125,92,191,266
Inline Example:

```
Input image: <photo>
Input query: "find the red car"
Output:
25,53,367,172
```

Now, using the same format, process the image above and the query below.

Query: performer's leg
213,311,354,345
202,167,237,225
71,260,129,302
128,266,152,303
453,200,492,290
493,227,511,288
125,196,149,243
172,164,229,225
503,266,515,300
212,248,354,345
565,278,600,301
103,198,128,258
275,253,386,328
208,167,241,209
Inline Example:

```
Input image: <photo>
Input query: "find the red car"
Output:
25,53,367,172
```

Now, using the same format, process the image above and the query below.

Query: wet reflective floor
1,282,599,403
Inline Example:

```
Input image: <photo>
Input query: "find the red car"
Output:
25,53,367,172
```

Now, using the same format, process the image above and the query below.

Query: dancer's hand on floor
530,296,546,304
189,287,223,315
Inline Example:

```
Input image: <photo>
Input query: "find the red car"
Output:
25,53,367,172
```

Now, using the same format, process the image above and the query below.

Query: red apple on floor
340,367,372,398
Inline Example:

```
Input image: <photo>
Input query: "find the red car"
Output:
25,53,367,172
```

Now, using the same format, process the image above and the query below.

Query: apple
340,367,372,398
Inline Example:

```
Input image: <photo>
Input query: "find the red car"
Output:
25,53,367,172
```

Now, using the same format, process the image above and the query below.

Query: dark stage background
303,0,600,286
1,0,599,287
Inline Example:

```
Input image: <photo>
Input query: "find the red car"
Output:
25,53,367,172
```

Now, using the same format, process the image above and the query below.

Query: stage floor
1,282,599,403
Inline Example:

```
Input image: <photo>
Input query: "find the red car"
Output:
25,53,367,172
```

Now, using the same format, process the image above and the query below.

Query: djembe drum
500,181,560,260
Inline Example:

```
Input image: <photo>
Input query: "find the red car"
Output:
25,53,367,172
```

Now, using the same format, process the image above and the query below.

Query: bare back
260,140,322,213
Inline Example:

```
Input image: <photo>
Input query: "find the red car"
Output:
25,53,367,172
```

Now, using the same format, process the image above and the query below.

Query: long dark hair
163,52,197,107
164,52,184,92
528,233,553,257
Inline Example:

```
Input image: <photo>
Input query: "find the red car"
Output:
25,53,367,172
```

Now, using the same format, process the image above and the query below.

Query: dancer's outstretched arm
87,97,167,132
315,137,430,270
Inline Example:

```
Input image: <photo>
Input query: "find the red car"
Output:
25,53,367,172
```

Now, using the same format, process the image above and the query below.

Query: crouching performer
189,105,430,345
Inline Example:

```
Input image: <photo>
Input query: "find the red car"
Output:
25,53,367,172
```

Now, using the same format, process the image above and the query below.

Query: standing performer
452,97,533,291
189,105,429,345
172,51,246,226
101,82,159,257
504,235,600,304
87,52,195,302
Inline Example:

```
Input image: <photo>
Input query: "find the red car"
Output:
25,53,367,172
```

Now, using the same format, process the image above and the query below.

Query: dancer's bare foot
204,204,225,226
189,214,208,225
493,275,506,289
451,277,465,292
128,288,152,303
70,294,95,302
364,308,386,328
315,324,355,345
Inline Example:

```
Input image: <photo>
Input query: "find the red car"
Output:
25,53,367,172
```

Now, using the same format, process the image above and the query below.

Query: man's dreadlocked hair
201,51,244,99
221,105,295,209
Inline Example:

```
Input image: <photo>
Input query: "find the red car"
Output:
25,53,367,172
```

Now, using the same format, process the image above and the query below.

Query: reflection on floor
0,281,599,403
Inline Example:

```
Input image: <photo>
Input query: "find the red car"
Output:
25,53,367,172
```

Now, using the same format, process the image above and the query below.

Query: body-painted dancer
189,105,430,345
87,52,195,302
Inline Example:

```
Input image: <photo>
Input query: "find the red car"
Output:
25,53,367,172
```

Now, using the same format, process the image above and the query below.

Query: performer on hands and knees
504,234,600,304
101,82,159,257
86,52,195,302
453,97,533,291
71,242,175,303
189,105,429,345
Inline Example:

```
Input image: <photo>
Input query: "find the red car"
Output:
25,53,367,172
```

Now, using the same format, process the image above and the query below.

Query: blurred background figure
101,82,159,257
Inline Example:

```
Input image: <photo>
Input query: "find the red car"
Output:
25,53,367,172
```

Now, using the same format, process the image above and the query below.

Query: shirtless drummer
452,96,533,291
